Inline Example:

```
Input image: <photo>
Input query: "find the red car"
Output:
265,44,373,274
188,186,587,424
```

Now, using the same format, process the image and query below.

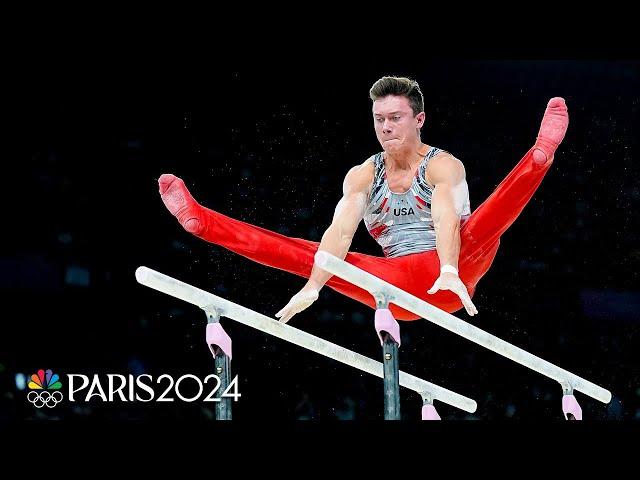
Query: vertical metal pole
382,333,401,420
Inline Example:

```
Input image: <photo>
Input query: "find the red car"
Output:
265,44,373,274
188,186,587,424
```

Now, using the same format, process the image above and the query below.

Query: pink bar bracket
422,403,441,420
562,394,582,420
375,308,401,347
206,322,232,360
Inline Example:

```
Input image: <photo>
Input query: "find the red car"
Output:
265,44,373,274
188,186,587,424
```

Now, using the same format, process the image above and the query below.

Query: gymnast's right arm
275,162,372,323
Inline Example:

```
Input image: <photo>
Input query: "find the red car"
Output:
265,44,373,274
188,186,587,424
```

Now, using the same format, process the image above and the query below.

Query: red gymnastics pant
176,146,552,320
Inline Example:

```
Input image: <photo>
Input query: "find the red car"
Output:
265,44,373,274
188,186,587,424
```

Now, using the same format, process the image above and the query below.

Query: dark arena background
2,56,638,424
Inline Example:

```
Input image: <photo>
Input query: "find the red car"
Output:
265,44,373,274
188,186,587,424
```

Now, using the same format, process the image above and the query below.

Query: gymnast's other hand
276,284,320,323
427,272,478,316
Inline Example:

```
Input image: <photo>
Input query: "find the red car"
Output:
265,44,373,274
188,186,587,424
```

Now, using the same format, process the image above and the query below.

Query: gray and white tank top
363,147,470,258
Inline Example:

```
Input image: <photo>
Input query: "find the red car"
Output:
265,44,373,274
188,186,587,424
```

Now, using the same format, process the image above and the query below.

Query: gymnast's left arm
426,154,478,316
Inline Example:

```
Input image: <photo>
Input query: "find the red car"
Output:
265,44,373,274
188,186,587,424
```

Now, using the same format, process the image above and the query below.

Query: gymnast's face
373,95,425,154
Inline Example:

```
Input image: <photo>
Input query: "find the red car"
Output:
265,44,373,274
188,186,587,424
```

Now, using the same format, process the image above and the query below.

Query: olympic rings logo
27,390,64,408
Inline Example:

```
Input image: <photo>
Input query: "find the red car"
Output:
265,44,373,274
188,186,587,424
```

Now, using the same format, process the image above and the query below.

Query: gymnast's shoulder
342,156,375,194
425,150,466,185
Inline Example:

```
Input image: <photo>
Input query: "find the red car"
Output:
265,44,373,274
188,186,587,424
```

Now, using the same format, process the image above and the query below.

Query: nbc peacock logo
27,369,64,408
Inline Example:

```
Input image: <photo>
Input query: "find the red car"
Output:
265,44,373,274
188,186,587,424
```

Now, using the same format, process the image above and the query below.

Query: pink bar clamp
206,322,232,360
562,394,582,420
422,404,441,420
375,308,401,347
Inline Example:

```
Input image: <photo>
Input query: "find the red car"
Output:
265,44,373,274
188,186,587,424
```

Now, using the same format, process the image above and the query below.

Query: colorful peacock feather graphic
28,369,62,390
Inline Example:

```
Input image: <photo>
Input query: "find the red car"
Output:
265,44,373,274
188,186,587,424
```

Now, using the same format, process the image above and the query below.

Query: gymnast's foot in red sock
158,174,205,235
533,97,569,166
